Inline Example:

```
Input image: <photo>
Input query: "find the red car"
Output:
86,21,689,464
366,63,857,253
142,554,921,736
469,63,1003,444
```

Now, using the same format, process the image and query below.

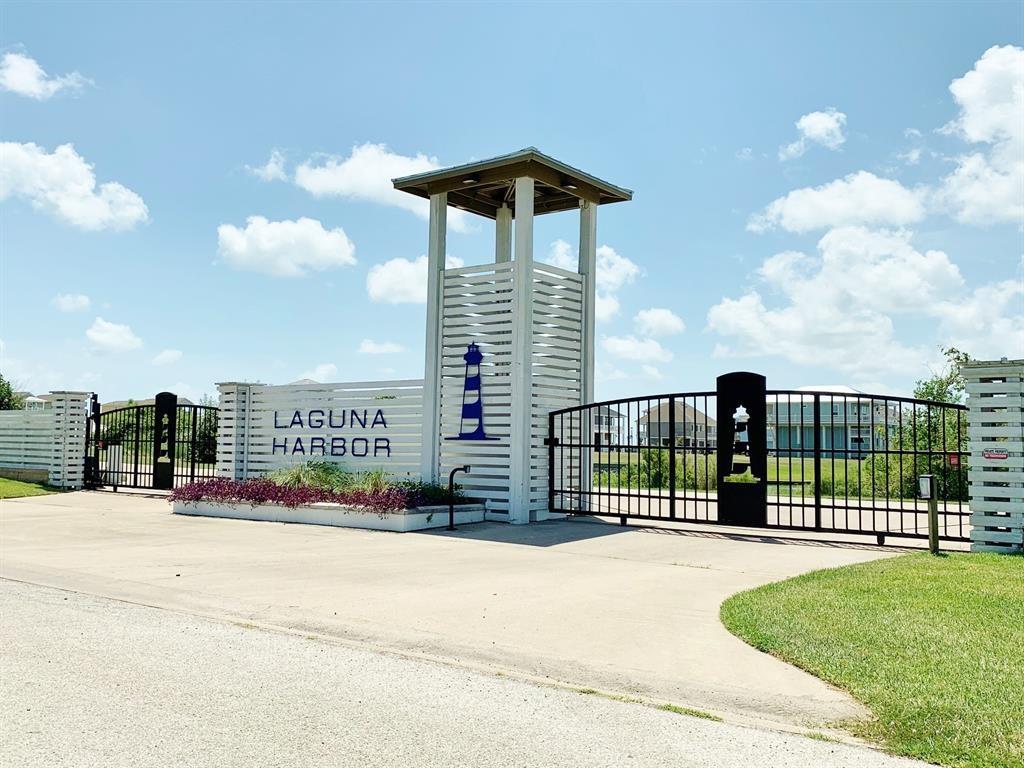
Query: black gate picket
548,374,970,544
84,392,218,490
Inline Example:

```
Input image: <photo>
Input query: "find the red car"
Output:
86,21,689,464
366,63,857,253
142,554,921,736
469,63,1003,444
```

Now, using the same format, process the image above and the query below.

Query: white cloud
735,147,753,160
541,240,641,293
0,142,148,231
366,254,464,303
86,317,142,352
779,108,847,160
358,339,404,355
932,279,1024,359
596,245,641,292
634,308,685,336
642,364,664,380
0,51,90,99
51,293,90,312
595,361,628,383
293,142,470,232
935,45,1024,226
151,349,182,366
747,171,925,233
705,227,994,377
899,148,922,166
602,335,673,364
595,293,620,322
546,239,576,271
216,216,356,277
298,363,337,382
246,149,287,182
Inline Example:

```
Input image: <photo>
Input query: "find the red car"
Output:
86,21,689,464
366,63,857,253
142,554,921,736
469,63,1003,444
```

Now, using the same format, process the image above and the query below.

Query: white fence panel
0,392,90,489
216,379,424,481
438,263,583,521
964,359,1024,553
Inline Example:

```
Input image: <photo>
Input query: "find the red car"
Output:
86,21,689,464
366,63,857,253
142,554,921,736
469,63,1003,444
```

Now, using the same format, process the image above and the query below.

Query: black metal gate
84,391,218,490
548,372,970,543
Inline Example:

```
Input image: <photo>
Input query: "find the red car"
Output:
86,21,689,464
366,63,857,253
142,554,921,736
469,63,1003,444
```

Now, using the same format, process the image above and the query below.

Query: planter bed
172,499,486,532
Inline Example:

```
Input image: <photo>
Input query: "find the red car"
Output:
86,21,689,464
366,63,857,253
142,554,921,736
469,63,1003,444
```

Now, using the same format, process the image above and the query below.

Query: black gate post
84,393,100,488
546,411,557,514
668,396,676,519
716,372,768,527
152,392,178,490
813,394,822,530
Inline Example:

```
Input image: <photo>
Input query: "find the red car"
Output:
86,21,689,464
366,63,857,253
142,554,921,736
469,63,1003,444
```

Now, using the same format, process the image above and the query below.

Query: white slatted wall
531,264,584,514
965,359,1024,553
438,261,583,520
0,411,56,473
0,391,89,489
216,379,424,480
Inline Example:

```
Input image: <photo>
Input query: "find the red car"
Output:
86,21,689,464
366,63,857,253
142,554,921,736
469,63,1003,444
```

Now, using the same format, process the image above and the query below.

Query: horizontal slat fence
216,379,424,481
438,262,583,520
0,392,90,489
964,360,1024,553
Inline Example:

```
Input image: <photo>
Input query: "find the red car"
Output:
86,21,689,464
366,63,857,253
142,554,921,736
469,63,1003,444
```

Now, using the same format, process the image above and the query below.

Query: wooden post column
420,192,447,482
508,177,535,523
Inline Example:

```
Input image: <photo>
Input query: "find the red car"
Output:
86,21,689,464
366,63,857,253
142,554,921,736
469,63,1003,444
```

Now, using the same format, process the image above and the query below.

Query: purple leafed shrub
170,477,412,513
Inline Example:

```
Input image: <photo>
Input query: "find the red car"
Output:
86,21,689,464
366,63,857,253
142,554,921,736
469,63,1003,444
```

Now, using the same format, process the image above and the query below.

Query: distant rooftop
393,147,632,219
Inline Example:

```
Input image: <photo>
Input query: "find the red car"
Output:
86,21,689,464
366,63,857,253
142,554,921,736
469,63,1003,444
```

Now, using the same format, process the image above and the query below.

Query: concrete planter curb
172,499,486,532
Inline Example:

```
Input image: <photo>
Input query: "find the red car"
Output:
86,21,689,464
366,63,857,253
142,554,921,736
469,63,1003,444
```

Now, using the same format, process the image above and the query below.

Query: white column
420,192,447,482
578,200,598,510
47,391,89,489
495,203,512,263
965,359,1024,553
578,200,597,405
509,177,534,523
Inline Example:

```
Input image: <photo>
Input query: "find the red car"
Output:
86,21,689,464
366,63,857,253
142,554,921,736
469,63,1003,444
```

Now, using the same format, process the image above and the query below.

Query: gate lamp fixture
448,465,471,531
918,474,934,500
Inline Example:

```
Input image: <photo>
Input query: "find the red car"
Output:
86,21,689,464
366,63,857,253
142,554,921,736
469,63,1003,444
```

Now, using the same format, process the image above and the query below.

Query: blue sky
2,1,1022,402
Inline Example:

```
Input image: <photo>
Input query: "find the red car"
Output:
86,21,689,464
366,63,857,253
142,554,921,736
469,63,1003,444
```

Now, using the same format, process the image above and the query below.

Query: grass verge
0,477,58,499
721,552,1024,768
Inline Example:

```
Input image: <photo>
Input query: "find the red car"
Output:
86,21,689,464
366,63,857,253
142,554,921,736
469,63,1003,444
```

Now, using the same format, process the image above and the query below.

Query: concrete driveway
0,491,897,730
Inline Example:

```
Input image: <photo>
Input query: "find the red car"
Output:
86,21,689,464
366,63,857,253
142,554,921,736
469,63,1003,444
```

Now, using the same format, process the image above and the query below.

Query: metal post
547,412,557,515
668,396,676,519
447,465,470,531
813,394,822,530
928,495,939,555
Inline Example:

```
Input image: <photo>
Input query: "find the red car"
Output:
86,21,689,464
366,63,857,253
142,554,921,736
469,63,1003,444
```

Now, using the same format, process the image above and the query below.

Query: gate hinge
543,437,560,447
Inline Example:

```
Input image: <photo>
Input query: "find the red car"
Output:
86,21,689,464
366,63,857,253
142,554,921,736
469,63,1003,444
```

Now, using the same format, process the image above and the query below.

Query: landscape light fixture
918,474,934,500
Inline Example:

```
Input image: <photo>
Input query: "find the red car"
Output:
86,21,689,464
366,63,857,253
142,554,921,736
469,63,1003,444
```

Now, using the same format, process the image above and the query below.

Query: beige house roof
639,402,717,427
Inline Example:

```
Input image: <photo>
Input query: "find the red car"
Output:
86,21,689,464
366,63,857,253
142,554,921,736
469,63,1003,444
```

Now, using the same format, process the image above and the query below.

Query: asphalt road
0,580,925,768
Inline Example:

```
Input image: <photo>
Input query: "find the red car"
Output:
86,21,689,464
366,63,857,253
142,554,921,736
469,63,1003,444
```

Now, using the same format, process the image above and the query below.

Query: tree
0,373,24,410
914,347,972,404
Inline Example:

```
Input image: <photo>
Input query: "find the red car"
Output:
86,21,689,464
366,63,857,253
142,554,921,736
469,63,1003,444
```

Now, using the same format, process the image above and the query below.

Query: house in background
766,385,892,459
593,406,625,450
638,402,717,450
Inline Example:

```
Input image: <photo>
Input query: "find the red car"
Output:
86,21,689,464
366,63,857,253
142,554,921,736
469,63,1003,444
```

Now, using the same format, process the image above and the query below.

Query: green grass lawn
721,553,1024,768
0,477,59,499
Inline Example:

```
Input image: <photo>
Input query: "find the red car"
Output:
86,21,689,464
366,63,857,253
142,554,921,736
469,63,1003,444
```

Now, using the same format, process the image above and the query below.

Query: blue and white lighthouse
448,342,497,441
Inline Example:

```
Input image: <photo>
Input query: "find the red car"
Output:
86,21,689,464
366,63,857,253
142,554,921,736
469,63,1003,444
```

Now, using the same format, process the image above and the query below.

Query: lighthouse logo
447,342,498,441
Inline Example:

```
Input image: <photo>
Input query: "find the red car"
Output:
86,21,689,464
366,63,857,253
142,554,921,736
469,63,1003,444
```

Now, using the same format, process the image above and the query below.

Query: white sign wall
216,379,424,480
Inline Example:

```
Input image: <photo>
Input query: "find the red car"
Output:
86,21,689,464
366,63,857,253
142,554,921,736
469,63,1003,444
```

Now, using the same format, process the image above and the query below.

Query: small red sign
948,453,960,466
983,449,1009,460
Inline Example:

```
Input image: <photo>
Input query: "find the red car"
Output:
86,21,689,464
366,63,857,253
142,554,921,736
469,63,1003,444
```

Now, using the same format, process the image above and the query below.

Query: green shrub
268,462,465,505
271,461,353,492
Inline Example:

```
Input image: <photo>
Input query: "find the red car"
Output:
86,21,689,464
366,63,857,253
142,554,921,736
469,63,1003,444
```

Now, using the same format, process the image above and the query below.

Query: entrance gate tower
395,148,632,523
